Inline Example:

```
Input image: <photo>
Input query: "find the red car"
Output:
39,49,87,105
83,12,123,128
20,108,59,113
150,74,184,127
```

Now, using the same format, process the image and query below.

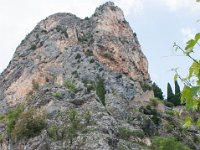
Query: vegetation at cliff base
152,136,191,150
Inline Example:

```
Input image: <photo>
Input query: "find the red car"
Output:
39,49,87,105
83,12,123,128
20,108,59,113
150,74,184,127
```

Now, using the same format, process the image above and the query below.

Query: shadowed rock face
1,2,198,150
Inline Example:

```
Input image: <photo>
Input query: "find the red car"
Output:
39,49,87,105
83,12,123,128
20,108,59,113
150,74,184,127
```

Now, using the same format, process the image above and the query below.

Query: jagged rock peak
93,1,125,21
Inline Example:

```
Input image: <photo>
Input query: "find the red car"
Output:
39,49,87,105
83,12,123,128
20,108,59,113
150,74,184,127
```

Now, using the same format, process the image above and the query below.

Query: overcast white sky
0,0,200,96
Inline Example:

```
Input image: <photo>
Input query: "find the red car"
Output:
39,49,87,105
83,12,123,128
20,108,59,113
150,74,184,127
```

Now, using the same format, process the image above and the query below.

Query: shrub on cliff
11,108,46,141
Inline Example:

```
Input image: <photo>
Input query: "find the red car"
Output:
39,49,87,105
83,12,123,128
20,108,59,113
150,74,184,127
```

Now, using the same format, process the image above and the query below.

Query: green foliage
67,109,83,145
118,127,144,140
52,91,62,98
167,82,181,106
83,111,91,125
75,53,81,59
0,134,4,143
30,44,36,50
48,109,93,144
64,79,77,93
173,19,200,125
6,106,23,134
183,116,192,129
12,109,46,141
165,110,176,116
174,81,181,106
163,101,174,108
0,115,5,121
152,136,191,150
150,97,161,107
47,125,65,141
151,115,161,125
89,58,95,63
32,79,39,90
167,83,174,103
84,50,93,57
152,82,164,100
47,125,58,140
96,76,106,106
140,82,152,92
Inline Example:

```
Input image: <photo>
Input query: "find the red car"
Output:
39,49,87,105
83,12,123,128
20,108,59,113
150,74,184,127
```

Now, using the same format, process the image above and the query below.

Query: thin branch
174,44,199,64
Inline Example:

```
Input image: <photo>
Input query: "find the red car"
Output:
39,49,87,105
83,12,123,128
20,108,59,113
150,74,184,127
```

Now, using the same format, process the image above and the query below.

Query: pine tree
152,82,164,100
174,80,181,106
167,83,175,104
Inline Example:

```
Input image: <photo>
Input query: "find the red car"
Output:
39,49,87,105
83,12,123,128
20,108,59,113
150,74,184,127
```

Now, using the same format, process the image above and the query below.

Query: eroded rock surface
0,2,199,150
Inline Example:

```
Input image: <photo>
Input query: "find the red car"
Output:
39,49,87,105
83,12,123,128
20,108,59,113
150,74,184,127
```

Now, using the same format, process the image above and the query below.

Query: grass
52,91,62,99
64,79,77,93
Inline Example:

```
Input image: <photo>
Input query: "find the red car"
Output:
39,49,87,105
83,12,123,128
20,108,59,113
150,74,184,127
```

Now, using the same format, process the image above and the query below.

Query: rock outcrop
0,2,199,150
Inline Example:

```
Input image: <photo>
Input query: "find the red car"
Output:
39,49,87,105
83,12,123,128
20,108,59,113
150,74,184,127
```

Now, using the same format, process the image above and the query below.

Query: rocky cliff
0,2,199,150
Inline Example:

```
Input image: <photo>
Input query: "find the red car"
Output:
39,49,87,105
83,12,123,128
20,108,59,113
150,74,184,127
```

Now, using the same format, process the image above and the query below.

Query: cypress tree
152,82,164,100
167,83,175,104
174,80,181,106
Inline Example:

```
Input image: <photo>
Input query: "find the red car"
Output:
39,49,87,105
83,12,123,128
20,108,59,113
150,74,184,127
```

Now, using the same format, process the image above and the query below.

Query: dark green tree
174,80,181,106
167,83,175,104
152,82,164,100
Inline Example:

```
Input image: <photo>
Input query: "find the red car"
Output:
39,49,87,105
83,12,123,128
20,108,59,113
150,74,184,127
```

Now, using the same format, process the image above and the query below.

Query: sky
0,0,200,97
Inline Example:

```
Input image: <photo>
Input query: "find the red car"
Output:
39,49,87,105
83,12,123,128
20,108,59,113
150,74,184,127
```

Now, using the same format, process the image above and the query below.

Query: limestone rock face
0,2,149,107
0,2,199,150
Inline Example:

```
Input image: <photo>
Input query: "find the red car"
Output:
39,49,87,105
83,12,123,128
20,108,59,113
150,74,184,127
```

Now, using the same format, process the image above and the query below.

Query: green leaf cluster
174,28,200,127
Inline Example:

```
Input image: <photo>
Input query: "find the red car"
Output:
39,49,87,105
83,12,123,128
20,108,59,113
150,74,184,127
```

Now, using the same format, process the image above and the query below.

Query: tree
167,83,174,101
152,82,164,100
174,80,181,106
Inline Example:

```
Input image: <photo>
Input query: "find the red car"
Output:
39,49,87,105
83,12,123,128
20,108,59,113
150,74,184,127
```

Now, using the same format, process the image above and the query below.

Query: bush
152,136,191,150
118,127,133,140
96,77,106,106
150,97,161,107
30,44,36,50
164,101,174,108
0,134,4,143
85,50,93,57
118,127,144,140
52,91,62,99
165,110,176,116
64,80,77,93
75,53,81,59
47,125,65,141
151,115,161,125
12,108,46,141
83,111,91,125
89,58,95,63
6,106,23,134
32,79,39,90
140,82,152,92
67,109,82,145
